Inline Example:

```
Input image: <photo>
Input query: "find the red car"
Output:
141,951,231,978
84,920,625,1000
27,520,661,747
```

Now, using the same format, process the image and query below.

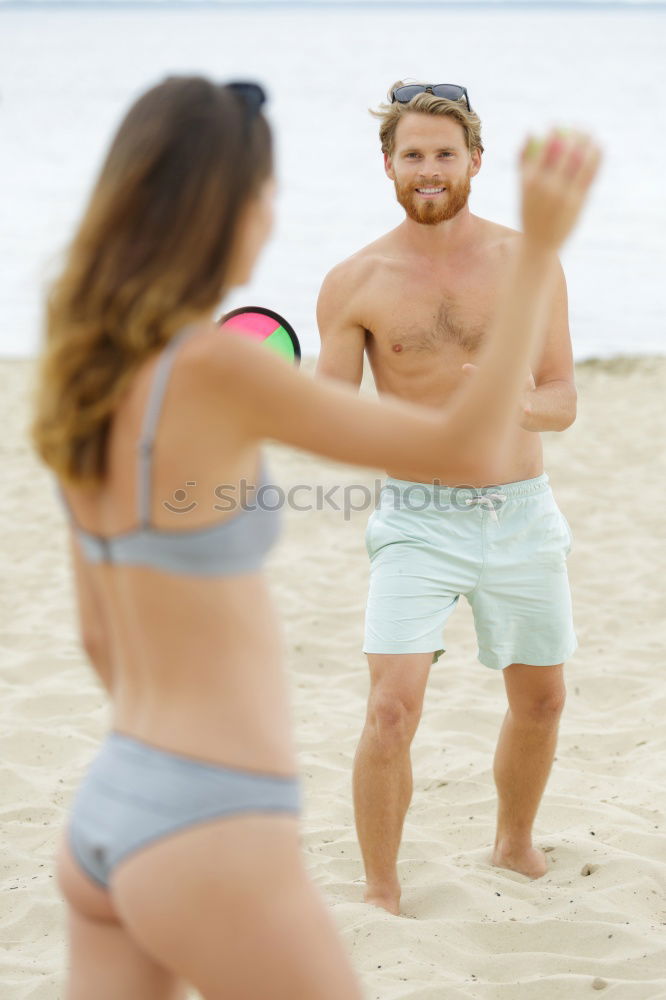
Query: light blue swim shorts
363,472,577,671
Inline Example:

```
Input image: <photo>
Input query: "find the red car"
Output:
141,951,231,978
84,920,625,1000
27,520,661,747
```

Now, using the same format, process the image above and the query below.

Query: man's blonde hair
370,80,484,158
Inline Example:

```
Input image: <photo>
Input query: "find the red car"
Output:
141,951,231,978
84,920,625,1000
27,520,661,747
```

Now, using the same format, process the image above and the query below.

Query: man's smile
414,186,446,197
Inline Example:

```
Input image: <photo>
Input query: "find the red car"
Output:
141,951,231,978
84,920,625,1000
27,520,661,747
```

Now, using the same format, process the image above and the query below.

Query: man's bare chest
366,276,500,358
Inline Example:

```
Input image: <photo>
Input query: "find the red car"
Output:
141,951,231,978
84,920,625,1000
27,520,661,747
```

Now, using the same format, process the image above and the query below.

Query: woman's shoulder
182,318,299,416
186,319,285,371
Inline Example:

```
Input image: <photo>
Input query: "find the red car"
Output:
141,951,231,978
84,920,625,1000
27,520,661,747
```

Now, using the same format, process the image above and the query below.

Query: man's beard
394,171,471,225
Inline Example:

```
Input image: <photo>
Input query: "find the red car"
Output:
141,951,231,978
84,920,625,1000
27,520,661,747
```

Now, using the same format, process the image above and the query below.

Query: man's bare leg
491,662,566,878
352,652,433,915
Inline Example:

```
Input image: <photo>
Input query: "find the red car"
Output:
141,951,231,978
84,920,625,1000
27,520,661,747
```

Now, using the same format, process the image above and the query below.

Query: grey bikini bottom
67,730,302,888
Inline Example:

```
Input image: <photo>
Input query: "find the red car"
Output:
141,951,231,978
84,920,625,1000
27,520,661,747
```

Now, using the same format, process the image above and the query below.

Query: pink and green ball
221,311,295,362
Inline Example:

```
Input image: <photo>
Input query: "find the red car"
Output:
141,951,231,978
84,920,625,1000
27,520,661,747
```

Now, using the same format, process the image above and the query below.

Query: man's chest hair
375,289,495,356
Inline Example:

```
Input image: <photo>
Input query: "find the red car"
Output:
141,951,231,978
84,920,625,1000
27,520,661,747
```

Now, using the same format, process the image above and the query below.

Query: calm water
1,4,664,358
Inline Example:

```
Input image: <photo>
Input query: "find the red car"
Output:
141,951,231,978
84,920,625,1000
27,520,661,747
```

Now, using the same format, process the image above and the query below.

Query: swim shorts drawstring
464,492,508,523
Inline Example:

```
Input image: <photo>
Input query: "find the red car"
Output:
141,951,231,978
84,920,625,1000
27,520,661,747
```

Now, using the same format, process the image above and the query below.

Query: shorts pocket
365,506,412,560
365,511,378,558
559,510,573,556
533,494,572,562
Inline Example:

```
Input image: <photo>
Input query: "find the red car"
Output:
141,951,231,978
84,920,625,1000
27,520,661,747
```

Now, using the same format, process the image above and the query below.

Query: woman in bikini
31,75,599,1000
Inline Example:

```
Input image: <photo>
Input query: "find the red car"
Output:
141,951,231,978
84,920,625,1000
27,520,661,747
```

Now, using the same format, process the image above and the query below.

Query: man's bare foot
491,840,549,879
363,885,401,915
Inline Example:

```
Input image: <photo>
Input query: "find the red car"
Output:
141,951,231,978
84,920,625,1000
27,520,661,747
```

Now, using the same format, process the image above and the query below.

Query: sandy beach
1,355,665,1000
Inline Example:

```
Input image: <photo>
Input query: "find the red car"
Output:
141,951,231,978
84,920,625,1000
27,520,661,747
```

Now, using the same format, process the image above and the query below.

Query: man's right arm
315,262,366,389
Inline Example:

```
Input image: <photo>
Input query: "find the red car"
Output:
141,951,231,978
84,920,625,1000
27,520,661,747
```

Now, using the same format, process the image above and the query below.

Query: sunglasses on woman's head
391,84,471,113
226,81,267,116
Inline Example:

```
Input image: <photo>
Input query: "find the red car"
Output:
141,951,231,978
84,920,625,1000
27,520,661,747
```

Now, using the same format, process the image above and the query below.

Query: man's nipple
392,343,403,353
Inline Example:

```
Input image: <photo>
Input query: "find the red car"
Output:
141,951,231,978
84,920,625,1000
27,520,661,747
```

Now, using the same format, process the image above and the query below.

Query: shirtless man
316,82,579,915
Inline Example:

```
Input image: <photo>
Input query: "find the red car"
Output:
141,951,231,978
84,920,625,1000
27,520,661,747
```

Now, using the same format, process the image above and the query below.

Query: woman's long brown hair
31,75,272,486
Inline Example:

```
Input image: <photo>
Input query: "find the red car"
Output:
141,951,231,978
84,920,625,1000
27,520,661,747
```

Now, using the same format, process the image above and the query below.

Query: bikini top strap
136,324,200,528
54,478,74,523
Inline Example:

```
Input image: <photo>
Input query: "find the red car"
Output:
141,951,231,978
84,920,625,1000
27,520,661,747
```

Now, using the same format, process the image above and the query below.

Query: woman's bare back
60,325,298,775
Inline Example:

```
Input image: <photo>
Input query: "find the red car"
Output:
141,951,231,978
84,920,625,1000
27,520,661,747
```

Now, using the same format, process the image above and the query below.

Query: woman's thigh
110,813,364,1000
56,836,188,1000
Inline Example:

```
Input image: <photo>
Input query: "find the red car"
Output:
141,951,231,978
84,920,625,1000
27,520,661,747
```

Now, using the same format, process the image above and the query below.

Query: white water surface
0,4,664,358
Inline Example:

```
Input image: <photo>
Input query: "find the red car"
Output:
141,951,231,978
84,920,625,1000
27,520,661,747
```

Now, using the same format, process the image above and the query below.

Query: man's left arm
520,259,577,433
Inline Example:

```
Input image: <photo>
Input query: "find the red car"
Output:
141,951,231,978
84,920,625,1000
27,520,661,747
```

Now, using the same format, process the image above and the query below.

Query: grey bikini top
57,325,281,577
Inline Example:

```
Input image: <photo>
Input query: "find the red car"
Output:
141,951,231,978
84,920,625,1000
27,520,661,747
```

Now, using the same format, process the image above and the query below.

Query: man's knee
511,688,566,723
504,662,566,723
366,689,423,750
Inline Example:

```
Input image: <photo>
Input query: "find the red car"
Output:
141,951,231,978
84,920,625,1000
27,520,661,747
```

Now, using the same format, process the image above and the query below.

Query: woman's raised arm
211,129,600,482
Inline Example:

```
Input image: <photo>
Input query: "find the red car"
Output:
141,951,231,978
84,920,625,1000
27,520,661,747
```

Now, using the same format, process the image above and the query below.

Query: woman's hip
67,730,302,890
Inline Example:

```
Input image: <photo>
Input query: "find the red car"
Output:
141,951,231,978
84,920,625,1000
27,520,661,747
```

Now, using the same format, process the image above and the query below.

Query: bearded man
316,82,578,915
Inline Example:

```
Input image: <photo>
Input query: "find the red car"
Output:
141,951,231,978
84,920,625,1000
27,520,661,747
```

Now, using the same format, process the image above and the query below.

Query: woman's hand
520,129,602,251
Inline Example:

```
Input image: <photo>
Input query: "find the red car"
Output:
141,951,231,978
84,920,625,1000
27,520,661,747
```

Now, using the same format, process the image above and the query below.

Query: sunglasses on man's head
226,81,267,116
391,84,471,113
